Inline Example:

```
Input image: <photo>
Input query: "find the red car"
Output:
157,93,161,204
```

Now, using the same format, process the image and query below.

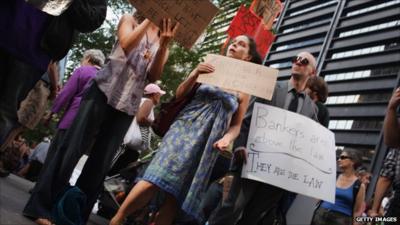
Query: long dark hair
244,35,262,64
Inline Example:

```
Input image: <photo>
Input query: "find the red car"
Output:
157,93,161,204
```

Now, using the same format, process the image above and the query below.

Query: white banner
242,103,336,203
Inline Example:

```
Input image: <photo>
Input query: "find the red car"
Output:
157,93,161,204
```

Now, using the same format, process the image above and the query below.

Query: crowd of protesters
0,1,399,225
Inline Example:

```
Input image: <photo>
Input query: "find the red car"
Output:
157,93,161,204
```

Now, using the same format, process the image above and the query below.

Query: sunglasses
292,56,309,66
338,155,352,160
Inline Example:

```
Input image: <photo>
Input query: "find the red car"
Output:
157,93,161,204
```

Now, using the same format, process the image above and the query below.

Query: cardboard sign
197,54,278,100
26,0,73,16
242,103,336,203
130,0,218,49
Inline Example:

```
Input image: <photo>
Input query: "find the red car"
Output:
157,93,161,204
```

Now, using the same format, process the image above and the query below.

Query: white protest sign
130,0,218,49
242,103,336,203
197,54,278,100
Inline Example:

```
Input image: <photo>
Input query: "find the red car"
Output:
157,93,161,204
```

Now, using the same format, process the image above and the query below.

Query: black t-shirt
316,101,330,128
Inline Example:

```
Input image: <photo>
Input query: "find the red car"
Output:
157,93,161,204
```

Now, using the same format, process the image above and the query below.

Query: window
275,38,325,51
324,66,400,81
331,45,385,59
329,120,383,130
269,61,292,69
347,0,400,17
329,120,353,130
289,1,337,16
339,20,400,38
326,93,391,105
282,19,331,34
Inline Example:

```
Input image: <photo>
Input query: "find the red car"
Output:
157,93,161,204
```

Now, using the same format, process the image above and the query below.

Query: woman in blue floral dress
110,35,262,225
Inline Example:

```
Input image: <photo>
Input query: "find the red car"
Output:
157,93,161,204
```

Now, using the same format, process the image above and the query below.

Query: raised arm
117,14,151,55
147,19,179,82
384,88,400,148
175,62,215,99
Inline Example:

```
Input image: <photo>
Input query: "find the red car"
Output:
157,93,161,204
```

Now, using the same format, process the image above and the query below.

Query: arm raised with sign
118,15,179,82
117,14,152,55
175,62,215,99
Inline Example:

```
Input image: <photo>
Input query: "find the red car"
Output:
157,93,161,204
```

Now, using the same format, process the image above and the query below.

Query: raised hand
159,18,180,48
194,62,215,77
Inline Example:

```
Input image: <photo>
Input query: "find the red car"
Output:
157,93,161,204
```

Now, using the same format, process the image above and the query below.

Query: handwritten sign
242,103,336,203
130,0,218,49
197,54,278,100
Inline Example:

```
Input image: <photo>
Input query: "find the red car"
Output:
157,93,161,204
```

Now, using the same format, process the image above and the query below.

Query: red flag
226,5,275,59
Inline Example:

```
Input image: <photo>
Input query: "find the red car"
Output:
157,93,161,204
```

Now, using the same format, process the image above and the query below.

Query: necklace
143,31,155,60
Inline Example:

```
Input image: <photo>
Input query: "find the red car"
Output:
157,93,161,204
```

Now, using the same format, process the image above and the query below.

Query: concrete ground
0,173,108,225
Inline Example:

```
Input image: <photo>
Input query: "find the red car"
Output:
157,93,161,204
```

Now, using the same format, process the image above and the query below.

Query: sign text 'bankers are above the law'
197,54,278,100
242,103,337,203
130,0,218,49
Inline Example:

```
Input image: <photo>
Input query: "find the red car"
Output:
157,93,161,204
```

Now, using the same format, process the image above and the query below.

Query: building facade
264,0,400,198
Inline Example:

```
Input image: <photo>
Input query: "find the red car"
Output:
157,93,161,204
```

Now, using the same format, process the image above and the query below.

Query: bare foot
35,218,53,225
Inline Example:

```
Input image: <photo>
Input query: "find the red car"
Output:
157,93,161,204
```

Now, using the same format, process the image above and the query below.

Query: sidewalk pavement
0,174,108,225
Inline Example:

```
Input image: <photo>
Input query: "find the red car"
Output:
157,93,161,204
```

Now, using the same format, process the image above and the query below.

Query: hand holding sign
194,62,215,77
159,19,180,48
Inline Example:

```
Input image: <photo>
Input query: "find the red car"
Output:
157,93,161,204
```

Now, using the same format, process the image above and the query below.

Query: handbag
123,118,143,150
152,83,200,137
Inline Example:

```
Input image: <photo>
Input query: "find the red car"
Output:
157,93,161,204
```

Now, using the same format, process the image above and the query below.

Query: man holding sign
209,52,319,225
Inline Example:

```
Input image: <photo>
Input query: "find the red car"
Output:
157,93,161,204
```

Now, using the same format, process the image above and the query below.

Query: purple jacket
52,65,99,129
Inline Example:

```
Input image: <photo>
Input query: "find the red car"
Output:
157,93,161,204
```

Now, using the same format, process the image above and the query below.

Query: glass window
282,19,331,34
275,38,325,51
328,120,382,130
339,20,400,38
269,61,291,69
331,45,386,59
326,93,391,105
290,0,337,16
347,0,400,17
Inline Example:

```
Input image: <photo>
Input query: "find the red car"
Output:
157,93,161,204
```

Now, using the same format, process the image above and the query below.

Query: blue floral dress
142,84,239,222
